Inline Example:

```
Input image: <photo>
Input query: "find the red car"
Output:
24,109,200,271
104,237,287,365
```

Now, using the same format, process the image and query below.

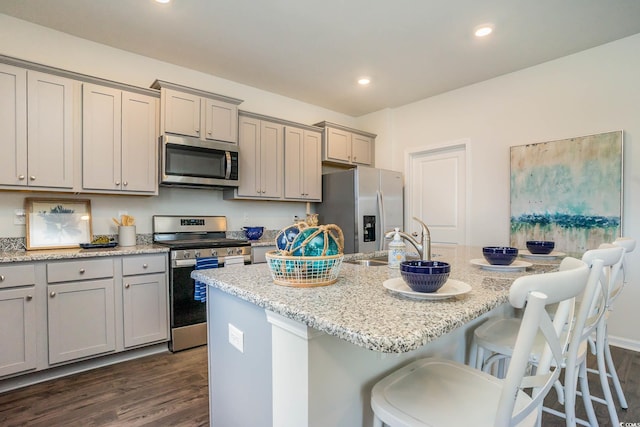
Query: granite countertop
0,244,169,263
192,245,562,353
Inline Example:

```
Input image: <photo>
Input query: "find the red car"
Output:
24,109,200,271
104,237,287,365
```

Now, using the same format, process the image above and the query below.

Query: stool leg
596,327,620,425
578,360,598,427
604,334,628,409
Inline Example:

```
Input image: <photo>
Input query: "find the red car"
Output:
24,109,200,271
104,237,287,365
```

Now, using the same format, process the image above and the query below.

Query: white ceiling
2,0,640,117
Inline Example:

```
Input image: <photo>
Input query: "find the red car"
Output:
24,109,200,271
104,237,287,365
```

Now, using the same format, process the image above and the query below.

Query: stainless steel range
153,215,251,352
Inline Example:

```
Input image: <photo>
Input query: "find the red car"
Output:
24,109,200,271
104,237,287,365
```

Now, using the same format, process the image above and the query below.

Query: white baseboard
608,335,640,352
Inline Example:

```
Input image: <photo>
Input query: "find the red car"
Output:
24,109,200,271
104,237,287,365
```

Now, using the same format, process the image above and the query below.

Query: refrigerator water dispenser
363,215,376,242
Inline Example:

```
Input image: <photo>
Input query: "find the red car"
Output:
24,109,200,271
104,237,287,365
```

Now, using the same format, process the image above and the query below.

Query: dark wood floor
0,346,209,427
0,345,637,426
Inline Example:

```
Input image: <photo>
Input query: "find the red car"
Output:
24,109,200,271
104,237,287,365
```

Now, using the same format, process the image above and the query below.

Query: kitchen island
193,245,560,427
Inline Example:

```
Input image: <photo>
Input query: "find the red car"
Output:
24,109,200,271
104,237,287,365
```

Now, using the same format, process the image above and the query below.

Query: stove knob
183,251,191,259
236,248,243,255
194,250,201,258
212,250,218,257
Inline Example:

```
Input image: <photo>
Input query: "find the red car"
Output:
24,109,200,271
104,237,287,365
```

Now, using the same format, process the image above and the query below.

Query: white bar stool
370,257,590,427
470,245,624,426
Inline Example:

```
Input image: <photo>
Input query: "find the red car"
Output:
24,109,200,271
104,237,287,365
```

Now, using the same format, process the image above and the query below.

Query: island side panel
207,287,272,427
267,304,511,427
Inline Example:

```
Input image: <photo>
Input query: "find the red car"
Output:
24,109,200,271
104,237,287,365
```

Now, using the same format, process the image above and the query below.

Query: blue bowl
243,226,264,241
482,246,518,265
399,261,450,293
526,240,555,255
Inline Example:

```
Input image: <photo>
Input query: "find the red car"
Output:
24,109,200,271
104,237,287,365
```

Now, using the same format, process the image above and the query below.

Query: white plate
519,250,566,260
470,258,532,272
383,277,472,300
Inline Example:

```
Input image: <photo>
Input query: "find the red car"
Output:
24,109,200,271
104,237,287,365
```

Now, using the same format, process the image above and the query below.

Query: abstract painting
510,131,623,254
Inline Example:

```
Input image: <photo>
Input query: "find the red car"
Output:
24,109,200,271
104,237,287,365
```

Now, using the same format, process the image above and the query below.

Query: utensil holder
118,225,136,247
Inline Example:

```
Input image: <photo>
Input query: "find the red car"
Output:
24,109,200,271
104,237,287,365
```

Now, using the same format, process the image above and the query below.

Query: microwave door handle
225,151,232,179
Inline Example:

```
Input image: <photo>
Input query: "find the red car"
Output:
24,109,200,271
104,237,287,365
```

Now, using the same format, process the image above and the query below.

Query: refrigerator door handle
377,190,385,251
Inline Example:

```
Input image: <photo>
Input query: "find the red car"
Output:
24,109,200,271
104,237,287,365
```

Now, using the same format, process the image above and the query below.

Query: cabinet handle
0,275,4,282
143,263,148,269
208,131,212,136
18,175,25,180
30,176,36,181
125,283,130,289
123,181,128,186
50,291,56,297
115,181,121,186
26,295,33,301
79,268,86,274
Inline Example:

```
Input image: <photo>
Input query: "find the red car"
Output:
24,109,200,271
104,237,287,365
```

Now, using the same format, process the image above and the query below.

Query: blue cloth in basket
194,257,218,303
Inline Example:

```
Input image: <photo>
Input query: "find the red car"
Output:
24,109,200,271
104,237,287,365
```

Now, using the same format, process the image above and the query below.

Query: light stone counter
193,245,561,353
0,245,168,263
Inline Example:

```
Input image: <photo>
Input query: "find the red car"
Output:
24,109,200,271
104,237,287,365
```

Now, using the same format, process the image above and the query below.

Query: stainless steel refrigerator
316,166,403,254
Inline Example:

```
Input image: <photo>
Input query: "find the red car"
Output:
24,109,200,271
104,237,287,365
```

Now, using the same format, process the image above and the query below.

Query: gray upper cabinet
0,64,78,190
152,80,242,144
284,126,322,201
235,114,284,199
225,111,323,202
0,63,27,187
315,121,376,166
82,83,158,194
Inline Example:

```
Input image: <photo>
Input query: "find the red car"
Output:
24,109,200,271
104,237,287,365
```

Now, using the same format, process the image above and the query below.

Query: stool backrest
497,257,590,425
596,243,626,309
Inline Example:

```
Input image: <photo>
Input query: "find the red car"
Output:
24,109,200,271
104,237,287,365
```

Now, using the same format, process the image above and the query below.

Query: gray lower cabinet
47,258,116,364
122,255,169,348
0,263,37,377
0,252,169,380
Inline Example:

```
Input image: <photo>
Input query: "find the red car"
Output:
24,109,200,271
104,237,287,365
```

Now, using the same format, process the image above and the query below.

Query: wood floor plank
0,344,637,426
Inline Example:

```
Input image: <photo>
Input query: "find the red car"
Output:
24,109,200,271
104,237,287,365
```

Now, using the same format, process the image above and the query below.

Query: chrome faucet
385,217,432,261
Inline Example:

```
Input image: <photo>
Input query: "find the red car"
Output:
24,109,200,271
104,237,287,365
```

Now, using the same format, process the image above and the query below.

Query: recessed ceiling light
155,0,171,4
358,77,371,86
474,25,493,37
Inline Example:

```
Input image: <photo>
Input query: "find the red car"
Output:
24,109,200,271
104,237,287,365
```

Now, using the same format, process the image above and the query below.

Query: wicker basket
265,250,344,287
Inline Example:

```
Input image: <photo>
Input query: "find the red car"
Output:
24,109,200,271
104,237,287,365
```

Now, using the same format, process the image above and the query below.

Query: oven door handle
225,151,232,179
175,259,197,267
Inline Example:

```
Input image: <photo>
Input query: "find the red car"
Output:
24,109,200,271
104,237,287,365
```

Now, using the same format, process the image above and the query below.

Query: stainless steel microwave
160,134,239,188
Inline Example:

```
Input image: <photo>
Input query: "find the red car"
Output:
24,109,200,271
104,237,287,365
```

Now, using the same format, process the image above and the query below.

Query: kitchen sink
345,254,437,267
346,259,389,266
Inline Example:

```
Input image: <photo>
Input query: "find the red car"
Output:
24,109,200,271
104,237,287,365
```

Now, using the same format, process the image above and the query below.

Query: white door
406,141,468,245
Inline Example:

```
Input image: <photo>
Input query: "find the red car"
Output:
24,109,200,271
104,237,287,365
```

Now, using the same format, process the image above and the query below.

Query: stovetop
152,215,249,250
155,238,250,250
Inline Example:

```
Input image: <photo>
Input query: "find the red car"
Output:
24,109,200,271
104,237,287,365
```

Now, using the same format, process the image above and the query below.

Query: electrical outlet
228,323,244,353
14,209,26,225
243,212,249,223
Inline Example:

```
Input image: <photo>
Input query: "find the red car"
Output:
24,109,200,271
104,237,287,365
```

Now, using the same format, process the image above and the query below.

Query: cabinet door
237,116,262,197
123,273,168,348
284,126,304,199
163,89,201,137
351,133,373,165
260,121,284,198
27,71,76,189
204,98,238,143
0,287,37,377
325,127,351,163
82,84,122,191
47,279,116,364
0,63,27,187
302,130,322,200
122,91,158,193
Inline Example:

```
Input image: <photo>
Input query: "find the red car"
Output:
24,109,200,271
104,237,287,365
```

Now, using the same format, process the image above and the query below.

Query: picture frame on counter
25,198,93,250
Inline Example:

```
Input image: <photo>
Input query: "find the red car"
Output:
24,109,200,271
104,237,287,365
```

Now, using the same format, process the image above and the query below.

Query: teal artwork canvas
510,131,623,254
